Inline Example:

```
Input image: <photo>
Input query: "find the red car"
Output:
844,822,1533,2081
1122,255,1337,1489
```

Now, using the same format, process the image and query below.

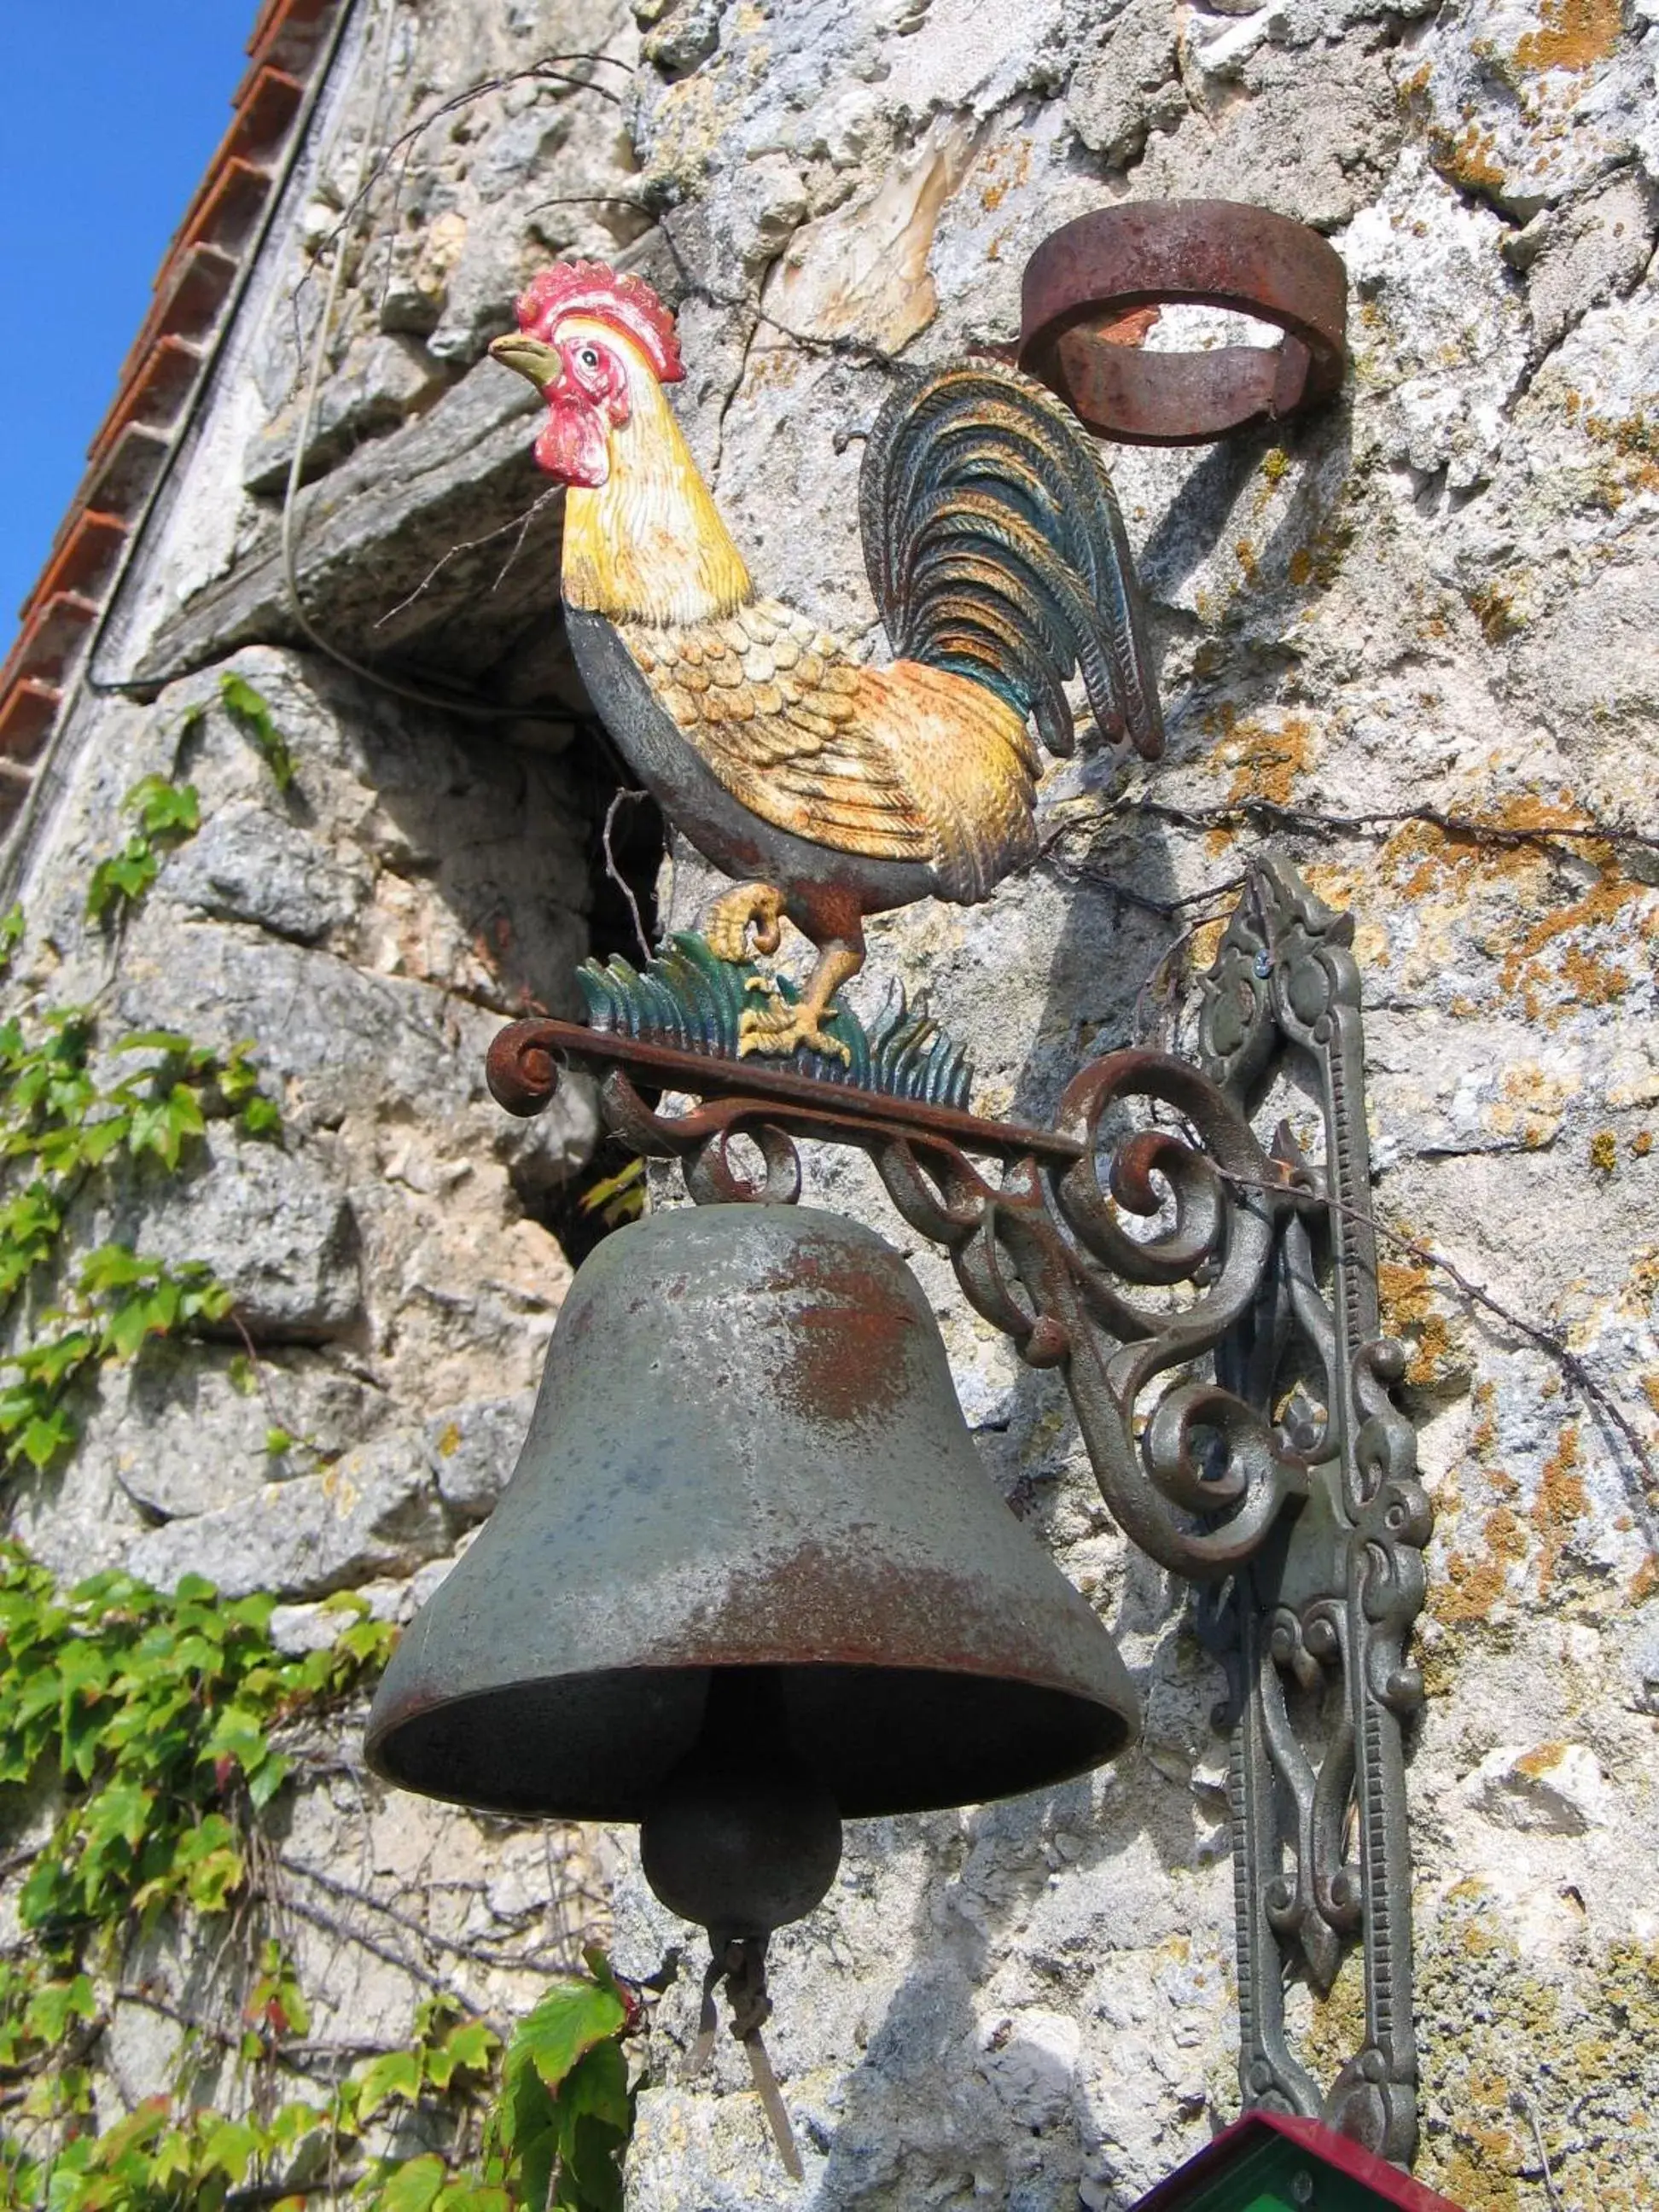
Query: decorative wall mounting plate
1016,201,1349,445
490,847,1428,2167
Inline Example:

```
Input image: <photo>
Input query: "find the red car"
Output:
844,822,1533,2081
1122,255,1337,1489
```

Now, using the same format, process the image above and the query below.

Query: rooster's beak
489,333,563,390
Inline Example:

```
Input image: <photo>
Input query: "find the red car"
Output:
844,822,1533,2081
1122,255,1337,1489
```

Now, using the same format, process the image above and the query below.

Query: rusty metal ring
1017,201,1348,447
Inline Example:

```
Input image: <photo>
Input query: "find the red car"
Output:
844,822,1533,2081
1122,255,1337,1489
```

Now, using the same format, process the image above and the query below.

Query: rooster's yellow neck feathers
559,323,751,626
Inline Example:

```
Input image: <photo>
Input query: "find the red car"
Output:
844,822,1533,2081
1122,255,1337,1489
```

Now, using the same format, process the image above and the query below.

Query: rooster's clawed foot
736,942,863,1068
706,882,787,963
737,988,853,1067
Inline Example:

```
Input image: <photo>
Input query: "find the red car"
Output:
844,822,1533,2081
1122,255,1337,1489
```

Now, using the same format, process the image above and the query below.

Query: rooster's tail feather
859,363,1162,761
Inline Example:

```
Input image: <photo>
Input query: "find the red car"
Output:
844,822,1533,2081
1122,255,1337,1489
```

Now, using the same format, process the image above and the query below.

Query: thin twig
276,35,625,727
369,488,567,631
301,54,632,289
526,190,655,220
1220,1168,1656,1487
1039,822,1249,923
602,789,655,963
222,1305,319,1471
1123,794,1659,860
658,217,904,370
283,1860,579,1978
113,1988,397,2069
1510,2089,1566,2210
278,1892,509,2034
1135,909,1231,1047
227,2174,366,2209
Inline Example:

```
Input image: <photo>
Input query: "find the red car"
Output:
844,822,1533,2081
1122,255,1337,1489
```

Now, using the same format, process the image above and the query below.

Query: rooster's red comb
514,261,684,383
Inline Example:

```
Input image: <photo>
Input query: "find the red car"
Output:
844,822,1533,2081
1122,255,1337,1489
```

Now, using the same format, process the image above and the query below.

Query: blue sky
2,6,253,642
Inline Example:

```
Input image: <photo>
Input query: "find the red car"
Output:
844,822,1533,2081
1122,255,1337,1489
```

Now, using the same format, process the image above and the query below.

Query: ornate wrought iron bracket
489,848,1429,2167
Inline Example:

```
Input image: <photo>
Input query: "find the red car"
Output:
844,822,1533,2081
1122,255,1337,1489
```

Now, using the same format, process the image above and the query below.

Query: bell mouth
365,1658,1132,1824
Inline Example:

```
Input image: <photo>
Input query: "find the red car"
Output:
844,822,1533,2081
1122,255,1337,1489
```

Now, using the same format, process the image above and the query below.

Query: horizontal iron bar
487,1017,1087,1167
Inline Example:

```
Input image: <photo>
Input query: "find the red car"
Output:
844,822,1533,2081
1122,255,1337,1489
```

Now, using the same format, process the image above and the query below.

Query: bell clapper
687,1930,803,2180
640,1668,837,2180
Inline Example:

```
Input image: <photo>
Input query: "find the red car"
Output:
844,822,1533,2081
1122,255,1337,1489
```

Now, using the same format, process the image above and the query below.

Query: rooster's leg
705,882,787,963
738,943,862,1067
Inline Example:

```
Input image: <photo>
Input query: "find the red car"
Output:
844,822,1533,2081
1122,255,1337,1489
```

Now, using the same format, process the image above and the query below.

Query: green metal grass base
576,932,975,1110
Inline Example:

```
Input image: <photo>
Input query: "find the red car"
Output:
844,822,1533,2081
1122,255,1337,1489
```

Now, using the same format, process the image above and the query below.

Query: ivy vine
0,1001,280,1477
84,777,201,929
0,682,643,2208
0,1551,636,2209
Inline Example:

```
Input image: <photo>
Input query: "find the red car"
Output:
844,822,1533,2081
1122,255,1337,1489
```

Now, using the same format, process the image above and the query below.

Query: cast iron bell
366,1202,1139,1942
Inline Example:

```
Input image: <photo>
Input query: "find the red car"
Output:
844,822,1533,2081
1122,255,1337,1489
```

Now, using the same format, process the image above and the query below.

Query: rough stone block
161,799,371,943
1523,172,1659,350
125,1431,448,1599
423,1390,535,1521
1067,0,1181,171
82,1342,381,1522
1463,1741,1614,1833
243,335,452,495
82,1131,363,1342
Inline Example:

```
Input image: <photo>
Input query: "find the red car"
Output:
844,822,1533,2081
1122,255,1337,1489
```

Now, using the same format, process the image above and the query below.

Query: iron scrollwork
1194,853,1430,2163
486,847,1429,2165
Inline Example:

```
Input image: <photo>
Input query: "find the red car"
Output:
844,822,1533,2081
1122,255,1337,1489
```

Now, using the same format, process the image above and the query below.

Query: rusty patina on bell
366,1203,1138,1937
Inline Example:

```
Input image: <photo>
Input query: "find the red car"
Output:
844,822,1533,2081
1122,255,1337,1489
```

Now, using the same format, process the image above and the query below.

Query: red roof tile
0,0,346,774
0,683,64,763
86,336,206,469
25,513,130,617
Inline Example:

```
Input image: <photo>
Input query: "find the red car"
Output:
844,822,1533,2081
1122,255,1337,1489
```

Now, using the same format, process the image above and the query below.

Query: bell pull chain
684,1933,804,2180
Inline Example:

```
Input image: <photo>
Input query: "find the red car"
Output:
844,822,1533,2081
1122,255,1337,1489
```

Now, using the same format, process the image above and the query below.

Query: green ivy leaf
125,775,201,841
77,1114,131,1165
508,1976,628,2098
183,1847,243,1913
356,2047,424,2120
17,1854,67,1929
240,1092,283,1138
85,844,158,923
441,2019,500,2081
84,1781,154,1851
220,674,297,794
198,2115,260,2183
247,1751,292,1812
200,1704,270,1773
556,2038,631,2135
76,1246,149,1295
374,2153,449,2212
0,901,24,981
127,1081,207,1168
266,2098,330,2151
492,2062,559,2212
24,1973,97,2044
556,2108,629,2212
17,1408,76,1471
111,1030,195,1057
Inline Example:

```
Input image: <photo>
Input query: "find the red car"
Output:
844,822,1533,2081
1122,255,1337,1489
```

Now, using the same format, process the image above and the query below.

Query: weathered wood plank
137,357,565,686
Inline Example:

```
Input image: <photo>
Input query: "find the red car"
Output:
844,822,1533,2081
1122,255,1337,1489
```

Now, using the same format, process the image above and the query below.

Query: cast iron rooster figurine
491,261,1162,1062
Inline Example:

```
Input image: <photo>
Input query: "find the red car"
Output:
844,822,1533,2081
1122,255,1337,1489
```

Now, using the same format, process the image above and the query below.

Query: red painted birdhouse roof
1131,2111,1465,2210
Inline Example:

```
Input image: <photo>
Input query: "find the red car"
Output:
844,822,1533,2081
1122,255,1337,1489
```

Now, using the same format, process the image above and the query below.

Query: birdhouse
1130,2112,1466,2211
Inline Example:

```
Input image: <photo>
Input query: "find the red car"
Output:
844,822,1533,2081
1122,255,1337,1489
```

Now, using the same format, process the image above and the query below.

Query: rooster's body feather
617,598,1040,905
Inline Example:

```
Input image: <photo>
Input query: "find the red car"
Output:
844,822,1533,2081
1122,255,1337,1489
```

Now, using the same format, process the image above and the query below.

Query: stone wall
6,0,1659,2204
